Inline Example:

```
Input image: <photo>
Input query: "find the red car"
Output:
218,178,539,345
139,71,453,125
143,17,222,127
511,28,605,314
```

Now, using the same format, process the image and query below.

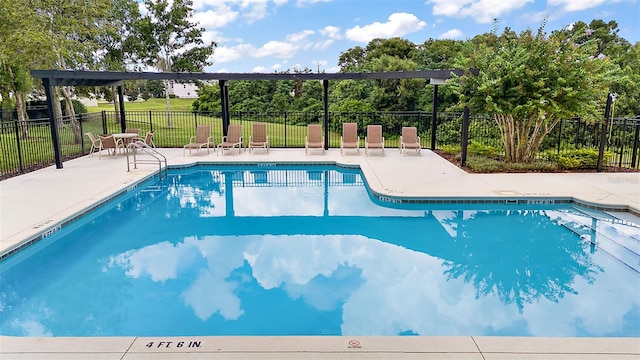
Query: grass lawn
86,98,196,113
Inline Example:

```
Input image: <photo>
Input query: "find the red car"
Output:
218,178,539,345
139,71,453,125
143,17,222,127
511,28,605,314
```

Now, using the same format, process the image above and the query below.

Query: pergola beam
31,68,476,169
31,69,474,85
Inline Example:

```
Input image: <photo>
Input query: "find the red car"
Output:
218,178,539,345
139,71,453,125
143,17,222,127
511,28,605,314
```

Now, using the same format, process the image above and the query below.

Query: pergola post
323,79,329,150
43,78,64,169
596,93,613,172
219,80,230,136
117,85,126,132
460,106,470,167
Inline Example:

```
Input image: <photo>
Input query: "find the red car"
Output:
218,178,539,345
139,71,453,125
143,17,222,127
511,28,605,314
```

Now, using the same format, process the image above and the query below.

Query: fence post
284,112,288,147
575,117,581,148
101,110,107,135
14,119,24,172
460,107,470,167
79,113,84,154
596,93,613,172
631,116,640,168
556,118,563,154
618,118,626,167
431,85,438,150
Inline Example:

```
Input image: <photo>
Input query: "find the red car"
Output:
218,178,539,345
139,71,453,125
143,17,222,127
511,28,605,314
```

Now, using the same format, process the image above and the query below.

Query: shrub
72,99,87,114
466,156,506,172
466,155,558,173
440,144,461,155
542,148,610,169
468,141,501,158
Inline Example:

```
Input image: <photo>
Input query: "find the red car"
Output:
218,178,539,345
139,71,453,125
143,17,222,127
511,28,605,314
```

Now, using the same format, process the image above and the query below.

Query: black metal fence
1,110,638,179
1,112,103,179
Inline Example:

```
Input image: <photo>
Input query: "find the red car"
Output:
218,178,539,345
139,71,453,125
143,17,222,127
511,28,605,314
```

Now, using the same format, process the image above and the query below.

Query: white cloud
428,0,534,24
345,12,427,43
201,30,223,46
193,0,287,22
319,25,342,39
255,41,298,58
193,7,239,28
286,30,315,42
296,0,331,6
212,44,255,63
548,0,613,12
252,66,267,72
438,29,464,39
313,39,334,50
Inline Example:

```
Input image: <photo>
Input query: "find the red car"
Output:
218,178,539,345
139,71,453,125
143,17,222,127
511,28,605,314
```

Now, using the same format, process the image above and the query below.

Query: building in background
167,82,199,98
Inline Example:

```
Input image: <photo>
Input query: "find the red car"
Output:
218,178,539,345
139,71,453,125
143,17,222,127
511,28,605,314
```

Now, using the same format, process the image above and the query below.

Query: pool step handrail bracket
126,141,168,179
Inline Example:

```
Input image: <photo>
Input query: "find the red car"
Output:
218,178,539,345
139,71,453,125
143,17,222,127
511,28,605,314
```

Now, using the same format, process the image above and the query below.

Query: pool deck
1,147,639,359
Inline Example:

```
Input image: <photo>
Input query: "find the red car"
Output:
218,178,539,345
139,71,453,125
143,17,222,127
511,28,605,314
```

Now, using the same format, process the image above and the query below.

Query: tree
363,55,424,112
191,84,221,113
145,80,165,98
0,0,53,139
96,0,142,121
450,23,618,163
129,0,216,128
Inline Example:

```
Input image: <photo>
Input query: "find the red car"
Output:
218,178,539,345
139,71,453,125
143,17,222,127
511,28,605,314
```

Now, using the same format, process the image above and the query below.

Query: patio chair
249,122,269,153
142,131,155,148
183,125,214,156
365,125,384,156
86,132,101,157
217,124,243,155
340,122,359,155
400,126,421,156
98,134,125,159
305,124,324,155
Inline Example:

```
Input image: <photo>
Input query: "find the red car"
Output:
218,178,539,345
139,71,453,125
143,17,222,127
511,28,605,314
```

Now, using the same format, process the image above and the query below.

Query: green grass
86,98,196,113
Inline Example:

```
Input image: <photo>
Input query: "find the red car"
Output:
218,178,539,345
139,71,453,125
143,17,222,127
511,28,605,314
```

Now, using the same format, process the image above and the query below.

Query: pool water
1,165,639,337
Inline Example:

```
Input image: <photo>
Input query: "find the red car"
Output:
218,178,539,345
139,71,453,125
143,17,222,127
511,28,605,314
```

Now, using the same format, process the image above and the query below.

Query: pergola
31,69,474,169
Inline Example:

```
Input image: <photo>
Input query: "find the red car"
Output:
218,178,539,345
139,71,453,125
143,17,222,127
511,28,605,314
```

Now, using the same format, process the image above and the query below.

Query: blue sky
180,0,639,73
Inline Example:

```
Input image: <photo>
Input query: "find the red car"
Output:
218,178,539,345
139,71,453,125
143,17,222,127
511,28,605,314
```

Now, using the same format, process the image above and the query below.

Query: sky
171,0,639,73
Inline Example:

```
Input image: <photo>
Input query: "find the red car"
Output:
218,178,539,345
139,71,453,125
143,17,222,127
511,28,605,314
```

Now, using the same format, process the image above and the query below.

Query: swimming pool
1,164,639,337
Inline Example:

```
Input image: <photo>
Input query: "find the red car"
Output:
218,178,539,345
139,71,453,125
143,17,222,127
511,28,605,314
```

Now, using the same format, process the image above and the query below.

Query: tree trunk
14,91,29,140
52,87,64,127
164,80,172,128
494,113,561,163
5,67,29,139
60,86,81,143
112,86,120,124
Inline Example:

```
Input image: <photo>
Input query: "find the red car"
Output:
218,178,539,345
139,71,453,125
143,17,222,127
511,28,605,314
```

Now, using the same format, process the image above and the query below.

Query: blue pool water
1,165,639,337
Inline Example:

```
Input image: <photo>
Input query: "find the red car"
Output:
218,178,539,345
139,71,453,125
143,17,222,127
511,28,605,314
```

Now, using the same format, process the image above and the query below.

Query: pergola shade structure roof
31,69,476,169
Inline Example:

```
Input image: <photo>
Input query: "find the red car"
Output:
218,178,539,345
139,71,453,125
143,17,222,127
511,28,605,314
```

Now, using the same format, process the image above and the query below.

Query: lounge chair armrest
189,136,196,143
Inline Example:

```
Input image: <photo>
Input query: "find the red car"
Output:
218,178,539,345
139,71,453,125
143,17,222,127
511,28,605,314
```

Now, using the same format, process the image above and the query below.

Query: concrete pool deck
1,148,639,359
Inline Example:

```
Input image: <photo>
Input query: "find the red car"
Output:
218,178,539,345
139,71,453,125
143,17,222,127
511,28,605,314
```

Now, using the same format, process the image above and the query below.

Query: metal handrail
125,141,167,179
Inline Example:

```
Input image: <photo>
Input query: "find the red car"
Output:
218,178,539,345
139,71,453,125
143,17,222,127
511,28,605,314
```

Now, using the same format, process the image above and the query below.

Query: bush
72,99,87,114
440,144,461,155
542,148,610,169
467,141,501,158
466,155,558,173
466,156,505,172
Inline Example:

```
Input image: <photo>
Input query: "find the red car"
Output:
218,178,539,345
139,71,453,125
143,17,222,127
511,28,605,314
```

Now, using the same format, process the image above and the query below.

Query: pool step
554,211,640,273
588,224,640,273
